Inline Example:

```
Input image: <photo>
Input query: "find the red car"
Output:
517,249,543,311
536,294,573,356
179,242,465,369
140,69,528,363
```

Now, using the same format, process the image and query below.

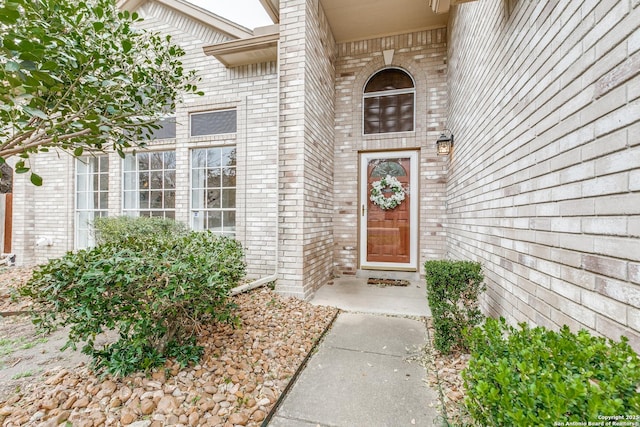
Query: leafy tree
0,0,202,185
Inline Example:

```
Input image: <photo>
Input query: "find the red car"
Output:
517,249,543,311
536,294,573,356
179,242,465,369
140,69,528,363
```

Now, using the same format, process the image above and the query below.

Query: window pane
77,191,88,209
77,173,88,192
223,211,236,232
77,160,89,175
370,160,407,177
150,152,164,170
222,189,236,209
124,191,136,209
123,172,136,191
165,190,175,209
164,152,176,170
364,97,381,134
364,94,414,134
193,150,207,168
124,155,137,172
150,171,163,189
207,169,221,188
139,172,149,190
149,117,176,140
139,191,149,209
191,110,237,136
87,157,99,172
365,69,414,93
99,192,108,209
222,168,236,187
164,170,175,189
207,211,222,231
77,228,89,249
138,153,149,170
150,191,163,209
192,169,205,189
222,147,236,167
207,149,221,168
192,189,204,209
207,189,220,209
99,157,109,173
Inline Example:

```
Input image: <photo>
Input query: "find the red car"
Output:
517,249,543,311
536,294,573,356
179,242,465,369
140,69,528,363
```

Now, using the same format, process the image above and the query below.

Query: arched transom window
363,68,415,134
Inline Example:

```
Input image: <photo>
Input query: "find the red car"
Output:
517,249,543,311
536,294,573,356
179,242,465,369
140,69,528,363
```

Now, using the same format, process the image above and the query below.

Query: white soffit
203,32,279,67
320,0,448,43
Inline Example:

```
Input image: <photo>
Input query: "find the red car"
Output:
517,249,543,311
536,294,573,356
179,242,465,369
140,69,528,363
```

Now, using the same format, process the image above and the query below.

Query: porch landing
309,276,430,317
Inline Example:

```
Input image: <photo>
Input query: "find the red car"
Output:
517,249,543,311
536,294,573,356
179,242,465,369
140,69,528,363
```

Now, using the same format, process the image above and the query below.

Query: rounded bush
20,220,245,376
463,318,640,425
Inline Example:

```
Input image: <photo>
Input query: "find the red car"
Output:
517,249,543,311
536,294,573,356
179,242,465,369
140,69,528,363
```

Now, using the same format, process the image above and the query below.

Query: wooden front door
360,151,418,270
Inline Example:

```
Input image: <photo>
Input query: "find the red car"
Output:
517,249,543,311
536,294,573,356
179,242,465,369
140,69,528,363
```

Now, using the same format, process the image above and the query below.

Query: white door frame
359,150,419,270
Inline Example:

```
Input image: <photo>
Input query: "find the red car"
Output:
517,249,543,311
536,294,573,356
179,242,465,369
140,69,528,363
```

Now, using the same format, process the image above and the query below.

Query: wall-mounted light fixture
436,130,454,155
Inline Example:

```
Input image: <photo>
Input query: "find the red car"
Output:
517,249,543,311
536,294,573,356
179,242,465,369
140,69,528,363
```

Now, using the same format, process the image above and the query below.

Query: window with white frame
123,151,176,219
191,147,236,235
363,68,415,134
76,156,109,249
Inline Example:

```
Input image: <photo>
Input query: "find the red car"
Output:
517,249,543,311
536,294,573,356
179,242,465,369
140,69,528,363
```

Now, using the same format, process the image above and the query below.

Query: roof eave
117,0,253,39
203,32,279,67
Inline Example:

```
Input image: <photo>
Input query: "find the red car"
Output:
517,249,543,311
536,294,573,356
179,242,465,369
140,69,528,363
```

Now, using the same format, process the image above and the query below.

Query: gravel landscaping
423,318,472,426
0,267,338,426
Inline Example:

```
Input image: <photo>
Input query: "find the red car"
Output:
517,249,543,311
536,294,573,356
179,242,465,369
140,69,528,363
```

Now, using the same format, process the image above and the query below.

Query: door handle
362,204,365,216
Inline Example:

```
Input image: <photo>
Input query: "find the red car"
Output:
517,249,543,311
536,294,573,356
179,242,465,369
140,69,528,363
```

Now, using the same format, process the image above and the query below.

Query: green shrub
20,229,245,377
424,260,486,353
93,215,188,245
463,318,640,426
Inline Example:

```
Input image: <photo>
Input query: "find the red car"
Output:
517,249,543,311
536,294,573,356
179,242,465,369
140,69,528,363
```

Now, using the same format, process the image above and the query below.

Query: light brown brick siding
447,0,640,351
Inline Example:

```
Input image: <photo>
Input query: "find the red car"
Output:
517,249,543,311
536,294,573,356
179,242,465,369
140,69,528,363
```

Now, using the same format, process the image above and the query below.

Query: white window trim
75,156,109,249
121,151,177,219
189,146,237,236
362,67,417,136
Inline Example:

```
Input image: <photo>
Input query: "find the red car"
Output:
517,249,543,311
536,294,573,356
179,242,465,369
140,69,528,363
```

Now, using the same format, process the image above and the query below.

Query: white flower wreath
370,174,406,210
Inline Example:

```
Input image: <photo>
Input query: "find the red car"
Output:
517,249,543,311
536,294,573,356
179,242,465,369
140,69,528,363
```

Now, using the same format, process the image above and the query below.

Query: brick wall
333,29,449,277
447,0,640,351
277,0,336,298
11,1,280,280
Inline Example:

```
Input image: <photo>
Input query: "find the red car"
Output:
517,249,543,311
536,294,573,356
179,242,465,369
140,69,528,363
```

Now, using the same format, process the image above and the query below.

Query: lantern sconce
436,130,454,156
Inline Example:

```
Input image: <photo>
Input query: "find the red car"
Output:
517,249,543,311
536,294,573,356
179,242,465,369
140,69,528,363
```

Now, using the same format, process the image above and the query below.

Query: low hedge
424,260,486,353
463,318,640,425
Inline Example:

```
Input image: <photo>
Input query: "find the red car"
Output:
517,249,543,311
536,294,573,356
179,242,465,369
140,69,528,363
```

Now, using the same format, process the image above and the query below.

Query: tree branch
0,128,93,159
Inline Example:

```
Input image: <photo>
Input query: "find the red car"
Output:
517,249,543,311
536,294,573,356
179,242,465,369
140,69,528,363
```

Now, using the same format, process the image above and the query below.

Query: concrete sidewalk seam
324,345,409,359
273,415,339,427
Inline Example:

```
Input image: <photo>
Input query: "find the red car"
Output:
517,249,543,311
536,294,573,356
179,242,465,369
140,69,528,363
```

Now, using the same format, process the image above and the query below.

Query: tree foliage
0,0,202,184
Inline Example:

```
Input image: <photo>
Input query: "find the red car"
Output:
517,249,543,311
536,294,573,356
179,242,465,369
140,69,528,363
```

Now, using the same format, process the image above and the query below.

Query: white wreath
370,174,406,210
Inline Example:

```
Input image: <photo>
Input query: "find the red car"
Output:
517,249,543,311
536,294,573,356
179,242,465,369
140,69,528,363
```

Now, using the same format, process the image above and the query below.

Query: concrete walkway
311,277,431,317
268,278,440,427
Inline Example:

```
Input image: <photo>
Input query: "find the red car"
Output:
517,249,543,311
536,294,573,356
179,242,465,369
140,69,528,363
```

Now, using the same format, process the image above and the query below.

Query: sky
185,0,273,29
